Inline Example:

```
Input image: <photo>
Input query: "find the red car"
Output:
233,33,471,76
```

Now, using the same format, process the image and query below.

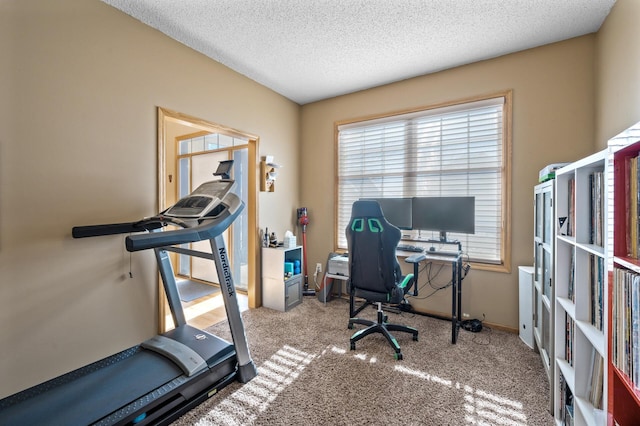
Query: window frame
333,91,512,273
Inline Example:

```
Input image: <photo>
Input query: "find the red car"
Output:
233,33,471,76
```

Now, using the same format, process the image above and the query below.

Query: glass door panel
543,249,551,298
231,149,249,291
542,306,550,366
534,287,542,331
534,192,543,283
535,192,543,239
190,152,229,284
543,191,552,244
176,148,249,292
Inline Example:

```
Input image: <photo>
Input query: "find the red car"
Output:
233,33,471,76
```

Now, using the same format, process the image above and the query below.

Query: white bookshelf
553,149,608,426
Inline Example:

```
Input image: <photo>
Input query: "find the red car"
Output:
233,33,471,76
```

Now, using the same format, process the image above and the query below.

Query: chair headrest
351,200,384,219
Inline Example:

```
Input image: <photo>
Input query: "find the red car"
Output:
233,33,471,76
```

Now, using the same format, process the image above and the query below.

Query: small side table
319,273,349,304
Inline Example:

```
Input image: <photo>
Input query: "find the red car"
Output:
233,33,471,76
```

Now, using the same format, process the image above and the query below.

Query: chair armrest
399,273,414,289
403,254,424,297
404,253,426,264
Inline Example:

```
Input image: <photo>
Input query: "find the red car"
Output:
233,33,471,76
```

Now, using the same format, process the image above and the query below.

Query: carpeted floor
172,297,554,426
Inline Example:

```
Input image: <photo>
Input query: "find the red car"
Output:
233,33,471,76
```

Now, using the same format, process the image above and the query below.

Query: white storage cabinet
262,246,303,312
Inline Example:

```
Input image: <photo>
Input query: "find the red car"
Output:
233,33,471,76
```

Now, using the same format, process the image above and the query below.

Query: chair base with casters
345,200,420,360
348,301,418,360
349,275,418,360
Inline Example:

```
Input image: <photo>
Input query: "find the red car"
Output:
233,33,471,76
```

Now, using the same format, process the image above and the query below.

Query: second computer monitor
411,196,475,241
361,197,413,230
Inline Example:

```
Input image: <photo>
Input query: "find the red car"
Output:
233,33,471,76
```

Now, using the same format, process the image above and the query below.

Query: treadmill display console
164,180,234,219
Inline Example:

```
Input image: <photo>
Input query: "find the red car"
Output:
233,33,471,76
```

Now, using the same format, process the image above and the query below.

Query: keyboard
426,247,461,256
397,244,423,253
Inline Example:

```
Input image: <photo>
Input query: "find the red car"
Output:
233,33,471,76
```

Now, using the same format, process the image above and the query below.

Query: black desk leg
456,258,463,340
451,258,462,344
451,260,457,344
411,260,420,296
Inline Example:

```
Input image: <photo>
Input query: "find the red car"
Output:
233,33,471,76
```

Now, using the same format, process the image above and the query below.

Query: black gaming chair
346,200,418,360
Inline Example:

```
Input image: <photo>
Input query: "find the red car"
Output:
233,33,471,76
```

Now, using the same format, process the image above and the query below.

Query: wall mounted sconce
260,155,280,192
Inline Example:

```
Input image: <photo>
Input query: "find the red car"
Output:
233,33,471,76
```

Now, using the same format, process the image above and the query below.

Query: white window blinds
336,96,506,264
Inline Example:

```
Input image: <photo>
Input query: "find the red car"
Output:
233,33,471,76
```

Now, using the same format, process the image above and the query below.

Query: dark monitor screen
361,198,413,230
411,197,475,239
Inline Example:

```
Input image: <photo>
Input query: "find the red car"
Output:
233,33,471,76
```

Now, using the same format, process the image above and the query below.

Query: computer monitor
411,196,475,241
360,198,413,230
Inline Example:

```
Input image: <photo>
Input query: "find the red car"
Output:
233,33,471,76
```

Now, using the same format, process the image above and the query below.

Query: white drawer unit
262,246,303,311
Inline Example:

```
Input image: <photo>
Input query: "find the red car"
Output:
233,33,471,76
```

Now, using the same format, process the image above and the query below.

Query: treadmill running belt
0,347,183,425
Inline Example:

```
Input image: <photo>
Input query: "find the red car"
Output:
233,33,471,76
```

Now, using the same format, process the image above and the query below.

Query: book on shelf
565,405,574,426
567,178,575,237
559,372,574,425
629,274,640,389
568,250,575,302
613,266,640,390
566,312,574,366
587,347,604,409
589,171,605,246
589,254,604,331
625,155,639,258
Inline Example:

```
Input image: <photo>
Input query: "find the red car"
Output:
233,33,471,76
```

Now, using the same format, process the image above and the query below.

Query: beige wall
300,36,597,329
595,0,640,145
299,0,640,333
0,0,300,398
1,0,638,402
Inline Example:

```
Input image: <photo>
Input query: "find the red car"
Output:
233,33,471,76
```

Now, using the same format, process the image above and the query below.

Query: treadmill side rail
141,335,208,377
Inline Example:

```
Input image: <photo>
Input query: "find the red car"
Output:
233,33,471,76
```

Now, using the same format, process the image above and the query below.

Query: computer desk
403,247,464,344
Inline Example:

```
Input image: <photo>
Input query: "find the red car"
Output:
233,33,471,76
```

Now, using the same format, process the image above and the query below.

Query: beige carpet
172,297,554,425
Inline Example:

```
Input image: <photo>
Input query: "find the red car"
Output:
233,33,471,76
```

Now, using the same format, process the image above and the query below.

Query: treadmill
0,161,257,425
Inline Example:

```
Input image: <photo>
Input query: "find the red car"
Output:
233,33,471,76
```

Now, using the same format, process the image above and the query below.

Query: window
335,92,511,269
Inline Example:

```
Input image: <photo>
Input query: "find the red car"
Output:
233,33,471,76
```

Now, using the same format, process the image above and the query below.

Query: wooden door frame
157,107,260,332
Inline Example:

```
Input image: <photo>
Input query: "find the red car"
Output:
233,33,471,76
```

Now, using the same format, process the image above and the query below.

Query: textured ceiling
101,0,616,105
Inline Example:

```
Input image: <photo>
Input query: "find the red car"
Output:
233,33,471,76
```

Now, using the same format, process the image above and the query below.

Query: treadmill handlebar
72,221,164,238
125,194,244,252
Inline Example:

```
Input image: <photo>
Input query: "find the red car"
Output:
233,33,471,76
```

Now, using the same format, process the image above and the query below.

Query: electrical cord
461,315,491,345
461,252,471,280
412,282,453,300
409,261,453,300
313,269,320,291
461,315,484,332
408,252,470,300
